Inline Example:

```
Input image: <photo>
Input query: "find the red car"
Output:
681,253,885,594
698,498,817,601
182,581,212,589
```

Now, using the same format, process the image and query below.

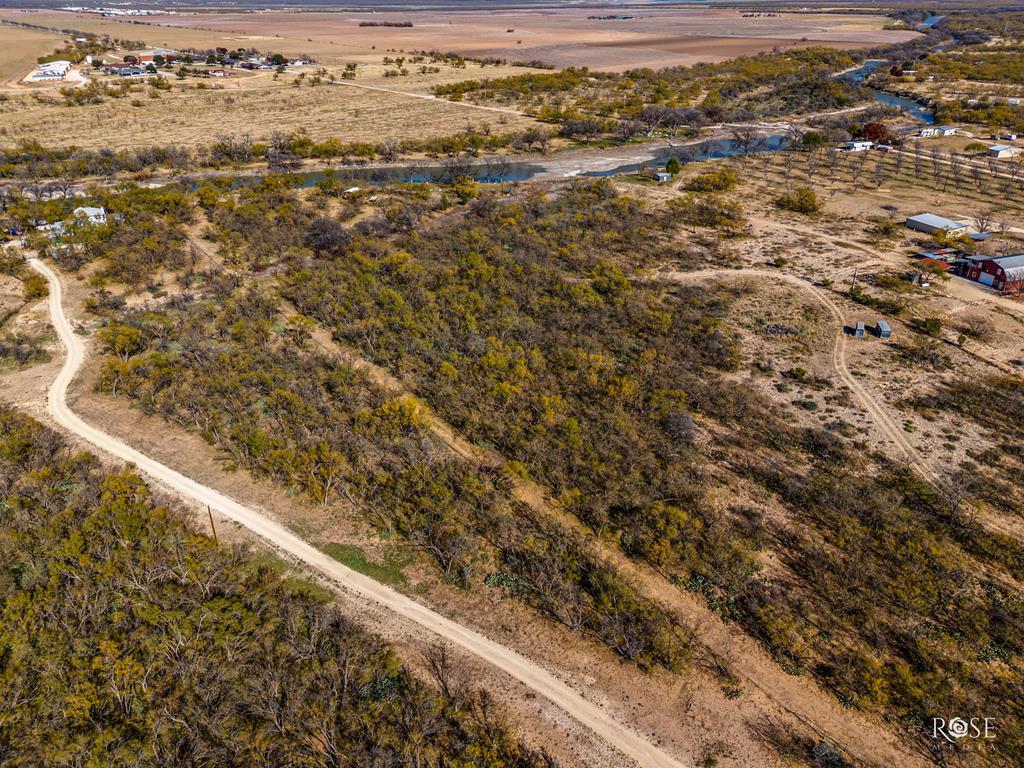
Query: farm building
28,60,71,81
988,144,1022,159
842,140,873,152
920,125,958,138
137,48,177,63
905,213,968,236
961,254,1024,292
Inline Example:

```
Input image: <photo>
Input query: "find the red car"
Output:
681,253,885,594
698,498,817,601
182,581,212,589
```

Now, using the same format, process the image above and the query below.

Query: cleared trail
657,268,939,485
293,293,928,768
27,256,688,768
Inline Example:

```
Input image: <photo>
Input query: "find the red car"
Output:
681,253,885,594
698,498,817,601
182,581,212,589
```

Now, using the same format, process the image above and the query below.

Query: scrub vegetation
22,175,1021,765
434,48,862,127
0,404,554,767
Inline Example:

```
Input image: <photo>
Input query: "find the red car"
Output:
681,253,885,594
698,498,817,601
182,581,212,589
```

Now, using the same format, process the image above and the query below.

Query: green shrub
685,167,737,192
776,187,820,214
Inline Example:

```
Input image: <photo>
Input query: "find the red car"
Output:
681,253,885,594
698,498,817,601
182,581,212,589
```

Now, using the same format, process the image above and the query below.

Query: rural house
137,48,177,63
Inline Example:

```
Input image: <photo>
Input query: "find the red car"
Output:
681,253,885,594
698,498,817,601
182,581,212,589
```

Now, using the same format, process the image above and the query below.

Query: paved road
27,256,687,768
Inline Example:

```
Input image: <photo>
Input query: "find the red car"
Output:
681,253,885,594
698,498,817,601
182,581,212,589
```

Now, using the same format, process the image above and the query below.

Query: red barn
137,48,177,64
964,254,1024,293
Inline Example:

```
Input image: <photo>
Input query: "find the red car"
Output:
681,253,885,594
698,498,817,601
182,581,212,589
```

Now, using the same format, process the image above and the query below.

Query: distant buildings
919,125,958,138
74,207,107,225
137,48,177,63
905,213,968,236
841,140,873,152
36,207,107,238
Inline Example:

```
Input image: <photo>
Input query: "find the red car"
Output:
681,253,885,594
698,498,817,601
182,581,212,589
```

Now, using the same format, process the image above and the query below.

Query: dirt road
27,255,688,768
657,267,939,485
312,75,530,117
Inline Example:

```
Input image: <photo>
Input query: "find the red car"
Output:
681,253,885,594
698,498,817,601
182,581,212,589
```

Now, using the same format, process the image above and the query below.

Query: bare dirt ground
662,156,1024,532
1,8,919,72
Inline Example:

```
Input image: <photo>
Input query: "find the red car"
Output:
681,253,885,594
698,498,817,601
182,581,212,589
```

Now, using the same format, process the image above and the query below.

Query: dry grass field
0,8,919,71
0,71,539,149
0,6,918,151
0,22,64,84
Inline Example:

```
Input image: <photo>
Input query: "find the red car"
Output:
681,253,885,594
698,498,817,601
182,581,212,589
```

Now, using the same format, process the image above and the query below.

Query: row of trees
0,123,553,181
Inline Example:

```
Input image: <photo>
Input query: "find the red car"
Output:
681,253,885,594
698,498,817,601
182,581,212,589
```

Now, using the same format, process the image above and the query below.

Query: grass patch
320,542,413,586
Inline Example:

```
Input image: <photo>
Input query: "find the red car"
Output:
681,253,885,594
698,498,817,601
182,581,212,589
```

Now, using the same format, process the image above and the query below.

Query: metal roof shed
876,320,892,338
905,213,968,235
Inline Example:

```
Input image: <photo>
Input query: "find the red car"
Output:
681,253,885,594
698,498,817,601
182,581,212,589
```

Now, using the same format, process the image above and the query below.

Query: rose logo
946,718,970,739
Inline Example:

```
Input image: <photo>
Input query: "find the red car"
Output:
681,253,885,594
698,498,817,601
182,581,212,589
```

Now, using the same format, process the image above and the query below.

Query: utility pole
850,268,859,292
207,505,219,545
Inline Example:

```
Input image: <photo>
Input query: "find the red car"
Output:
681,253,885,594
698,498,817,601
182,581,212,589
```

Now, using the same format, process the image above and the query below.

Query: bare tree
971,165,990,195
948,152,965,190
823,147,842,188
729,126,761,164
973,210,997,234
377,137,401,163
483,155,512,182
780,148,800,187
892,146,906,177
871,155,890,188
441,152,474,181
267,131,301,173
51,177,78,200
423,643,469,706
929,146,946,189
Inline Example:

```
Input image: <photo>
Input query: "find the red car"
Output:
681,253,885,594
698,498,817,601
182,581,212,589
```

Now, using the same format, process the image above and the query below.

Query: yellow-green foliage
0,405,550,766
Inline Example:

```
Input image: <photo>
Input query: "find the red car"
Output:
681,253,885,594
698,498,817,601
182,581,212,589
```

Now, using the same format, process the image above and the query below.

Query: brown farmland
1,7,919,71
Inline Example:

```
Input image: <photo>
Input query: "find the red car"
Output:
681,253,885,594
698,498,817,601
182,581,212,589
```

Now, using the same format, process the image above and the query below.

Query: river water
842,60,936,125
201,134,792,190
184,63,935,191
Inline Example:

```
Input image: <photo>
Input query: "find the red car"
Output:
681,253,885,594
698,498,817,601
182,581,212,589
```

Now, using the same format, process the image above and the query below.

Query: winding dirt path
657,267,939,485
26,255,689,768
